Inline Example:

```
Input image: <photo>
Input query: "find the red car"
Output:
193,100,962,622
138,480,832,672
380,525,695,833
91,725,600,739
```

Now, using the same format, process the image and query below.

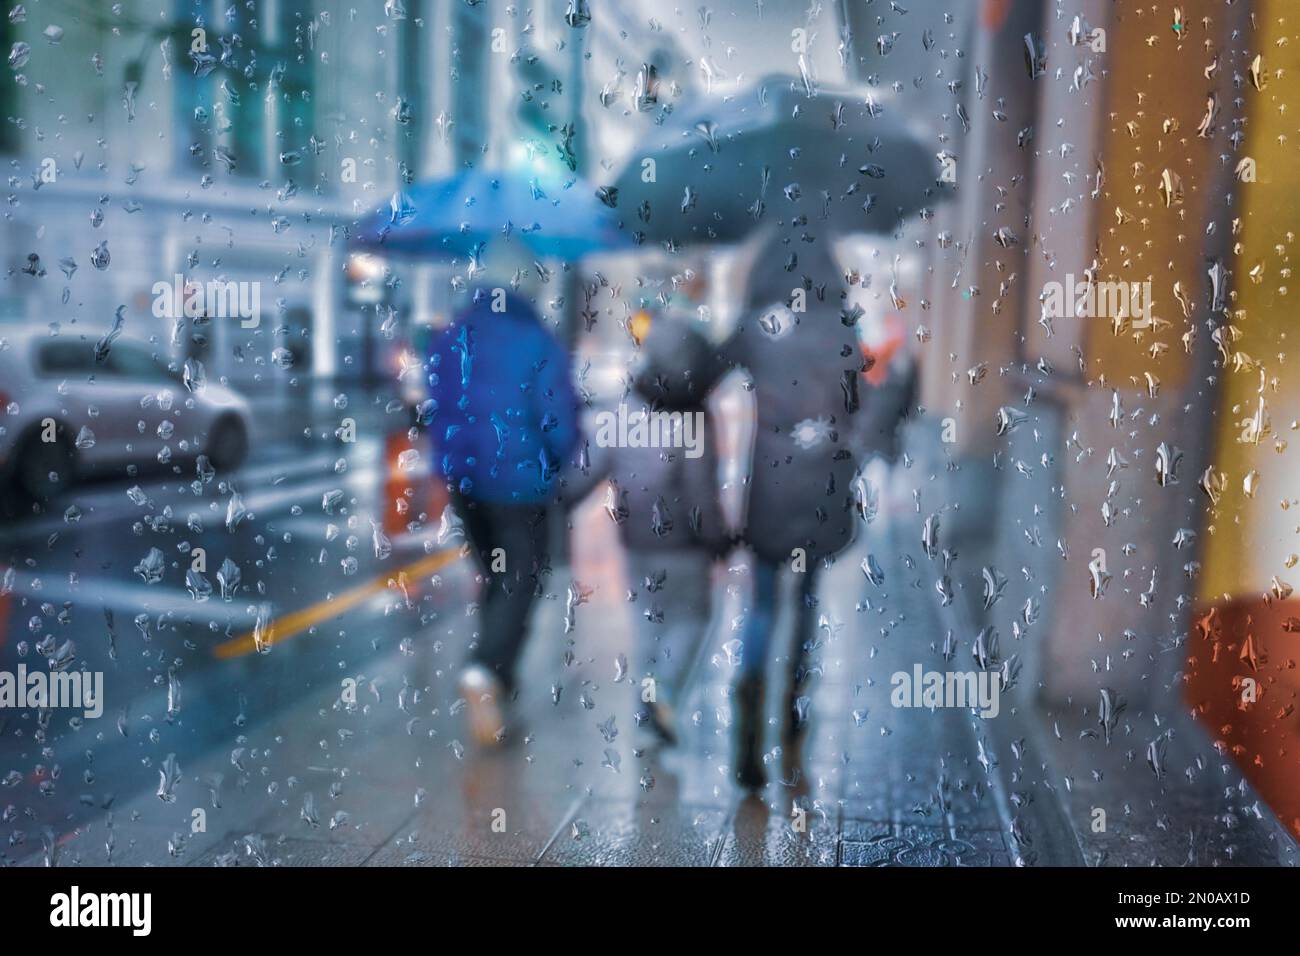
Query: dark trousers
452,491,549,692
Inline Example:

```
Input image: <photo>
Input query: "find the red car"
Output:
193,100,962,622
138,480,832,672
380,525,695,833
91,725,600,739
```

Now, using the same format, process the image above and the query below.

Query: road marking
213,547,462,658
0,566,266,624
0,453,378,545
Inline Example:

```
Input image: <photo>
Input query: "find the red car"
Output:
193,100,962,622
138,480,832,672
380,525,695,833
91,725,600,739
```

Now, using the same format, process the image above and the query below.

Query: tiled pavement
20,463,1016,867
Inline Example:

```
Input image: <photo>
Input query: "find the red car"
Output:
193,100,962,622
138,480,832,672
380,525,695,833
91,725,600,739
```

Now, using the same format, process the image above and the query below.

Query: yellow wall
1200,4,1300,600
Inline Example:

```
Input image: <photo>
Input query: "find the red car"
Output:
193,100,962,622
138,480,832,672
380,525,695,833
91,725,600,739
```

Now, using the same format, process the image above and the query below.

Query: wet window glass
0,0,1294,888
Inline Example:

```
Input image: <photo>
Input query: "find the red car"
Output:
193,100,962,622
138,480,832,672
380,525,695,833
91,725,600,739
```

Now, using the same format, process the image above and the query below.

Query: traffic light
514,51,575,172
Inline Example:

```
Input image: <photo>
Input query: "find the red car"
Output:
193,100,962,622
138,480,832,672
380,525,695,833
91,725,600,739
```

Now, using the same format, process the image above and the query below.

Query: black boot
781,683,809,785
781,635,814,783
734,674,766,790
788,645,816,729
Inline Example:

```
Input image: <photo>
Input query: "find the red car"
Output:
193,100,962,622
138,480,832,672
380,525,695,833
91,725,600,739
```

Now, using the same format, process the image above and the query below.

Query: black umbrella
605,74,947,247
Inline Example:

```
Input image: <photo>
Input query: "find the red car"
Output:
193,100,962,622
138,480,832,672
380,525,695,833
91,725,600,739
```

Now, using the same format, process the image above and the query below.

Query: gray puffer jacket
724,235,863,564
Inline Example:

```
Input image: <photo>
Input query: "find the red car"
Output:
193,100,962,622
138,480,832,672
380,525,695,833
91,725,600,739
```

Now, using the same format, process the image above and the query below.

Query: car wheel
15,429,75,500
207,416,249,472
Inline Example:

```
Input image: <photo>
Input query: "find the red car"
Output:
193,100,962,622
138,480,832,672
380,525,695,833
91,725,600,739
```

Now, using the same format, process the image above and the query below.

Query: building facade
0,0,589,395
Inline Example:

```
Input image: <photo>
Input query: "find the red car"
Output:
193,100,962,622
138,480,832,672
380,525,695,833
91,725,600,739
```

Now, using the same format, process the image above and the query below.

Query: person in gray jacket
723,228,864,790
566,309,731,745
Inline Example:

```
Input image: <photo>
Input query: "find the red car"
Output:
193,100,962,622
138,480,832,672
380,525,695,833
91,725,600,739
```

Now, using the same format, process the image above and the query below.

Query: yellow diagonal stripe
213,548,462,659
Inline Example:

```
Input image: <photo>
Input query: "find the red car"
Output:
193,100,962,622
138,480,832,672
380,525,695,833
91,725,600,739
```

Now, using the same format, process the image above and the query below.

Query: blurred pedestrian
723,229,864,790
426,240,579,747
855,312,918,465
560,274,732,744
615,306,730,744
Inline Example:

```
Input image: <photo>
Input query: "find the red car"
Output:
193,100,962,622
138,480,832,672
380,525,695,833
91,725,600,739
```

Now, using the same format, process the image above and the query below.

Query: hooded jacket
616,317,729,553
723,234,863,563
426,289,579,504
574,316,730,554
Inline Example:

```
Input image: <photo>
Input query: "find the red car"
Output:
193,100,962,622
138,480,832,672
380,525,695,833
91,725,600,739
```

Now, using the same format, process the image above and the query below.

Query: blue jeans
740,558,819,679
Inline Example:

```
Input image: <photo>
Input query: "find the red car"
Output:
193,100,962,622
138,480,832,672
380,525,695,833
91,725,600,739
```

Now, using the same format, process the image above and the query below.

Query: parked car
0,332,252,499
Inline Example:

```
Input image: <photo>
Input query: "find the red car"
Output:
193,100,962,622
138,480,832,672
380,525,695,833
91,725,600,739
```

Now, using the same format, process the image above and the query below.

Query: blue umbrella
350,169,630,261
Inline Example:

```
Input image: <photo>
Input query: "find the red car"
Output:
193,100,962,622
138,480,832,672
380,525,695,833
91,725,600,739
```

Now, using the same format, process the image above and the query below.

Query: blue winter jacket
426,291,579,504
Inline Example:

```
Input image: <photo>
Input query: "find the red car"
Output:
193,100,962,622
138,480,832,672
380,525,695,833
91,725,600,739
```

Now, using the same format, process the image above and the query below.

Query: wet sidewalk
15,453,1295,868
19,462,1026,867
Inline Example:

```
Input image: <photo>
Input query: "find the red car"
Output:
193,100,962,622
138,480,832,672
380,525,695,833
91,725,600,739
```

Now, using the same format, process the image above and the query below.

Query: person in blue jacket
426,241,579,747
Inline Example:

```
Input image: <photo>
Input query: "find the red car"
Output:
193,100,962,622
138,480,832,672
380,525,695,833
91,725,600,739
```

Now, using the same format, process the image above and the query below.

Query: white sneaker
458,665,507,747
